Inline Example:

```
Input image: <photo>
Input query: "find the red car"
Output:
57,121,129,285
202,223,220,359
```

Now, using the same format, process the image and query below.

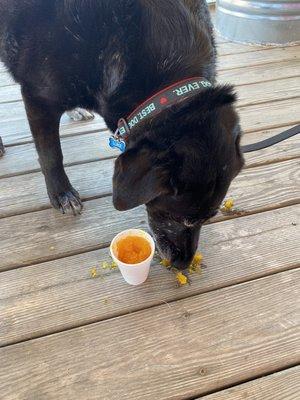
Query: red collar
109,76,212,152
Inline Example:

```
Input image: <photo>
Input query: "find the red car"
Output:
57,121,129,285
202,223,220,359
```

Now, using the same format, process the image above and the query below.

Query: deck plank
217,41,272,56
0,156,299,218
243,127,300,168
0,131,117,179
0,205,299,346
239,98,300,133
221,59,300,86
237,76,300,107
219,46,299,71
0,114,106,146
198,367,300,400
0,72,15,86
0,269,299,400
0,84,20,104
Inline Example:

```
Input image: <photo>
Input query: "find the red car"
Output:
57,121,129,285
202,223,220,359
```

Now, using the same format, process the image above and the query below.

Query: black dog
0,0,244,269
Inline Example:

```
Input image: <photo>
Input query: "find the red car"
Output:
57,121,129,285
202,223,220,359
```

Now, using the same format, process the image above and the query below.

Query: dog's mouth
148,216,201,270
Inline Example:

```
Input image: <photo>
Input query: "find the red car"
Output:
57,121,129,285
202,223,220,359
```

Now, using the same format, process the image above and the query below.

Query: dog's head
113,85,244,269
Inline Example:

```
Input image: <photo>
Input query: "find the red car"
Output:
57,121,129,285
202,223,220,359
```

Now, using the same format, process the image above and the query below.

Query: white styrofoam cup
110,229,155,286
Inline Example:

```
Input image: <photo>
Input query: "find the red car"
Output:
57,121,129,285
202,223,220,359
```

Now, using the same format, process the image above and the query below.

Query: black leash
241,124,300,153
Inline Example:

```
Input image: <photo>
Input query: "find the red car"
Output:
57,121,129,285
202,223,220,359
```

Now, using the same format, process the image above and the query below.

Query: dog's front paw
0,136,5,157
49,188,83,216
67,108,94,121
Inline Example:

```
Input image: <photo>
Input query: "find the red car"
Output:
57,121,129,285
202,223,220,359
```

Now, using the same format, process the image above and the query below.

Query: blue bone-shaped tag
109,137,126,152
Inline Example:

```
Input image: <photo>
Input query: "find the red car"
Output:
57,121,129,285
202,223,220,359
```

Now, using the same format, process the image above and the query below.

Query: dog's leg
0,136,5,157
22,90,83,215
67,108,94,121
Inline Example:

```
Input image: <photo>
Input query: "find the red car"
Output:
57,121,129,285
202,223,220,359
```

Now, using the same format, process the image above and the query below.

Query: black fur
0,0,244,268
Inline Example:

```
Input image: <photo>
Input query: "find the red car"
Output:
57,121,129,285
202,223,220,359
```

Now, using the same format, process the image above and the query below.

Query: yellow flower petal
90,267,98,279
160,259,171,268
223,198,234,210
110,261,118,270
176,272,188,286
193,252,203,265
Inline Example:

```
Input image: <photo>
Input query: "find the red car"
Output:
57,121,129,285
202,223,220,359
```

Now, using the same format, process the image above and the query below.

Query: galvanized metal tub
216,0,300,45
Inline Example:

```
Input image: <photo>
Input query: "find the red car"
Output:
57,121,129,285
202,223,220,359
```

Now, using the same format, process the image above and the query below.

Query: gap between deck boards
196,365,300,400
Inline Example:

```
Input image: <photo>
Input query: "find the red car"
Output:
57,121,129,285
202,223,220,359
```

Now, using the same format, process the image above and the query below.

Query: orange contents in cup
116,235,152,264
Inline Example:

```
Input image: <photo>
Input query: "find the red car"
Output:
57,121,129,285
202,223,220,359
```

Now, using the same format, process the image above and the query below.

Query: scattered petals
176,272,188,286
160,259,171,268
188,252,203,274
90,267,98,279
102,261,118,270
221,198,235,212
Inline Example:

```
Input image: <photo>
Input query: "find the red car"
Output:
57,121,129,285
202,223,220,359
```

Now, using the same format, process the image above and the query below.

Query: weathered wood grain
0,72,15,87
219,46,300,71
0,131,114,178
1,269,299,400
1,124,298,179
0,84,20,104
0,100,105,127
243,126,300,168
237,76,300,107
217,41,272,56
0,112,107,146
0,205,299,346
1,155,299,218
239,98,300,133
0,64,7,73
221,59,300,86
0,158,115,217
198,367,300,400
0,196,147,270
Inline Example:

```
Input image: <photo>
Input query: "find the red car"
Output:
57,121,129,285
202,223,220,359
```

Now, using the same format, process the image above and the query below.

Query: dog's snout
171,251,194,270
149,213,201,270
170,228,199,270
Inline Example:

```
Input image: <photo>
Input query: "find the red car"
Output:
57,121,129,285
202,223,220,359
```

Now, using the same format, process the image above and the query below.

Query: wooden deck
0,20,300,400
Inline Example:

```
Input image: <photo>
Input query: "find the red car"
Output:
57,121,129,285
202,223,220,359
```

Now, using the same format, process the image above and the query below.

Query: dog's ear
174,84,237,119
201,85,237,109
113,147,168,211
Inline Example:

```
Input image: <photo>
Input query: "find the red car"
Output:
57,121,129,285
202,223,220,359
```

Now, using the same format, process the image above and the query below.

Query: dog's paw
66,108,94,121
0,137,5,157
49,188,83,216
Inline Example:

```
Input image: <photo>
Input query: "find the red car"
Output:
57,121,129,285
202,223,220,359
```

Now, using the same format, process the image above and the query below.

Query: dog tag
109,137,126,152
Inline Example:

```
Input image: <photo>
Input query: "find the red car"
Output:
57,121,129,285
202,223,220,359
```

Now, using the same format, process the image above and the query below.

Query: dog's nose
171,251,195,270
170,226,201,270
